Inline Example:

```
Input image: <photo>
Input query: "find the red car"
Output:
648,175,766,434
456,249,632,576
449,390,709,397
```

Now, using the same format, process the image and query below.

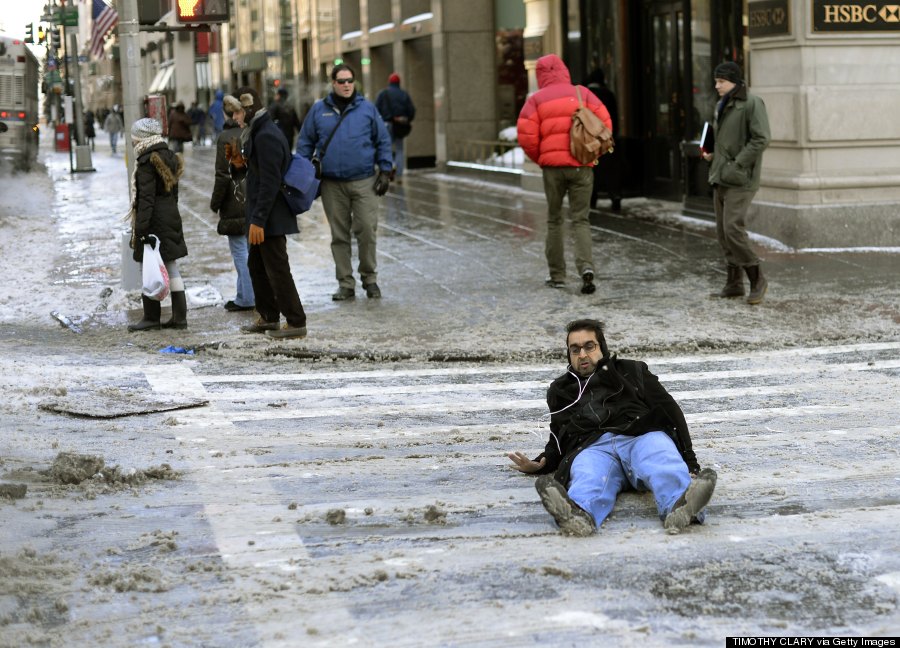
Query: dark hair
565,318,609,358
331,64,356,81
235,86,263,120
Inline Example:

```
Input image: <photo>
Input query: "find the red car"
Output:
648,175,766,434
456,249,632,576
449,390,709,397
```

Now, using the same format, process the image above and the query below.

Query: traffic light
176,0,229,24
25,23,34,44
50,26,61,50
38,25,45,44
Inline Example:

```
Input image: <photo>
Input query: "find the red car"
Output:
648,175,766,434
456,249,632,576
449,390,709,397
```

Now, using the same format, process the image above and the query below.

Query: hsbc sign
814,1,900,31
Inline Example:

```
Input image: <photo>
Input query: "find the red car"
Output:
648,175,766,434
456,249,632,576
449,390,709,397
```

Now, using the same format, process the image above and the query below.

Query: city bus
0,32,40,171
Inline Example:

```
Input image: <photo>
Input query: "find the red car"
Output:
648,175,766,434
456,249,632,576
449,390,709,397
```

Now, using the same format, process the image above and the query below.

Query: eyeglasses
568,341,599,356
334,78,355,85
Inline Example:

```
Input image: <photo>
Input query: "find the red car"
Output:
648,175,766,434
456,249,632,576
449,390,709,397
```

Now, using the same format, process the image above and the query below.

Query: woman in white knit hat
127,117,190,331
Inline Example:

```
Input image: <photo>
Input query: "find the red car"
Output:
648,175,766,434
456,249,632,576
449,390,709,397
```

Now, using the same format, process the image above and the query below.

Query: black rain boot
128,296,161,332
745,265,768,305
714,264,745,298
162,291,188,329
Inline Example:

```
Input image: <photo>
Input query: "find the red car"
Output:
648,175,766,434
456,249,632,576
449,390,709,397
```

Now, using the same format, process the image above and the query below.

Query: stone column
749,0,900,247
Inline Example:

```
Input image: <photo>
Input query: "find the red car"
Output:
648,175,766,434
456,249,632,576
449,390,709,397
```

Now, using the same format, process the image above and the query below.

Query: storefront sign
813,1,900,31
749,0,791,37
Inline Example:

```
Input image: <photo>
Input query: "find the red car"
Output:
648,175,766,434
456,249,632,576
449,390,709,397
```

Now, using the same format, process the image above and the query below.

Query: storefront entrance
641,1,688,201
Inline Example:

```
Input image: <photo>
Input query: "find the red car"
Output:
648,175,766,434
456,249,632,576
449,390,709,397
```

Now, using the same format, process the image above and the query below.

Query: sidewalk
18,130,900,361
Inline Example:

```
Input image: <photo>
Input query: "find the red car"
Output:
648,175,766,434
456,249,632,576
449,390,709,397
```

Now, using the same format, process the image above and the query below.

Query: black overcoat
210,120,247,236
131,143,188,263
243,112,298,236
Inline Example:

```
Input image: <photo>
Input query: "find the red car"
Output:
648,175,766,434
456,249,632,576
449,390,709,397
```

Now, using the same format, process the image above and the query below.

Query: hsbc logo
821,4,900,23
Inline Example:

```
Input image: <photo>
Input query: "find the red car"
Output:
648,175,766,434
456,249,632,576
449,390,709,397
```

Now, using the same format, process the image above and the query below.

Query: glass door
643,1,687,200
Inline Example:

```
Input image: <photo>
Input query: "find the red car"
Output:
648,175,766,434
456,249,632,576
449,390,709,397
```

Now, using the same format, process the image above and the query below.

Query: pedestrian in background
508,318,717,536
375,73,415,182
584,68,621,212
167,102,193,153
517,54,612,295
236,87,309,340
126,118,189,332
103,106,123,154
297,64,393,301
268,88,301,149
209,89,225,139
701,61,771,305
210,94,255,313
83,108,96,152
188,102,206,145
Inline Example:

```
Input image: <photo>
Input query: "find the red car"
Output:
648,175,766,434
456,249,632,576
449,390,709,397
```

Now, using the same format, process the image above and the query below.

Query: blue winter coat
243,111,298,236
296,92,393,181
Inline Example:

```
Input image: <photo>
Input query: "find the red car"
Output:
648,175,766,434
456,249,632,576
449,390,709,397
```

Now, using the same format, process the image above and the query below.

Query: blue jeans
567,431,698,528
109,131,118,153
388,123,405,177
227,234,255,307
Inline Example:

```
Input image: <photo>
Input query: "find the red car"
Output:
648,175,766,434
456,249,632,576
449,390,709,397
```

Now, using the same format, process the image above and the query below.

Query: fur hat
131,117,162,140
388,73,401,85
713,61,743,84
223,95,242,116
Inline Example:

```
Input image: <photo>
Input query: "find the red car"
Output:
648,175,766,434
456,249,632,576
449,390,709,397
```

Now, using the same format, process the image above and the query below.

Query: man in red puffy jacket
517,54,612,295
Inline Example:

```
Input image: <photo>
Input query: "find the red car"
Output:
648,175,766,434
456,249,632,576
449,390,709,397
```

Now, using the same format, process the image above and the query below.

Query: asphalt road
0,135,898,646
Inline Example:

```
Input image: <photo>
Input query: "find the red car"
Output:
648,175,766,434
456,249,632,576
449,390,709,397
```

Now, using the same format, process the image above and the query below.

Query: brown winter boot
128,296,162,332
745,265,768,305
714,264,744,298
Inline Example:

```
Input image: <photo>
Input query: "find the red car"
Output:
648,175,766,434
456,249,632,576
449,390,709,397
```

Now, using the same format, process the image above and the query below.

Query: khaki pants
542,166,595,281
320,177,381,289
713,185,760,267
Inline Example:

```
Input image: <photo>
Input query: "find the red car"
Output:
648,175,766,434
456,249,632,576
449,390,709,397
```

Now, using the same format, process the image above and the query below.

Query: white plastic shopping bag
141,235,170,301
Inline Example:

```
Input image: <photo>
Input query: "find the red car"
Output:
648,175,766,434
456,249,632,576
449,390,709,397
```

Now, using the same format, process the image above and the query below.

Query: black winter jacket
210,120,247,236
132,143,188,263
536,356,700,485
244,111,298,236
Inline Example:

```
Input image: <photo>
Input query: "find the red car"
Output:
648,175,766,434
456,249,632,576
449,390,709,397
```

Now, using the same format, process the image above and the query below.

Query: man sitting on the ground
508,318,717,536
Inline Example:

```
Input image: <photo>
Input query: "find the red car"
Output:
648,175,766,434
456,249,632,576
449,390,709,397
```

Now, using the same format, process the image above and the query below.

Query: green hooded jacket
708,84,770,191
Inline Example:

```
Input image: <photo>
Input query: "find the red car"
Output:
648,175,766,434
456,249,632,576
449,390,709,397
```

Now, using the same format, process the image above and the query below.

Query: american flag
90,0,119,60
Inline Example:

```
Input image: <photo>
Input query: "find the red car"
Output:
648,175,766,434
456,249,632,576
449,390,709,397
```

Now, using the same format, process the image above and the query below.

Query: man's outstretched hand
507,452,546,474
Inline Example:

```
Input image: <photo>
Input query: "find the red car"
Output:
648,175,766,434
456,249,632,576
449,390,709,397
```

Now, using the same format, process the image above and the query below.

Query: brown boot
745,265,768,305
714,264,744,298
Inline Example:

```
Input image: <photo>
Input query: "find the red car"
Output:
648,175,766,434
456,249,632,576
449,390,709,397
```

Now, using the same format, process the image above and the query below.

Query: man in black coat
268,88,301,149
508,319,717,536
375,73,415,181
236,87,308,340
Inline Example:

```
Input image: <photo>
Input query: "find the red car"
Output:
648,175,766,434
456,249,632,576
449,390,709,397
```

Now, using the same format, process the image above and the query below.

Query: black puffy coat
536,356,700,485
131,143,188,263
210,120,247,236
244,111,298,236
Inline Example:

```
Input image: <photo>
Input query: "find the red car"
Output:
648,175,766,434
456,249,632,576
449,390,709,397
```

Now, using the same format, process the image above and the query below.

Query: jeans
388,123,405,177
320,177,380,289
567,431,698,528
227,234,255,307
109,131,119,153
541,166,595,281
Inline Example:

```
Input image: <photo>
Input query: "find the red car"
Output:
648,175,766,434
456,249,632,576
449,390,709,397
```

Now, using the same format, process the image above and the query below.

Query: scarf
239,108,268,158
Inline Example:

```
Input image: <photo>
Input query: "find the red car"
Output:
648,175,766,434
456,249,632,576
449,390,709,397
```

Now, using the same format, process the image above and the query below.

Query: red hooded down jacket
517,54,612,168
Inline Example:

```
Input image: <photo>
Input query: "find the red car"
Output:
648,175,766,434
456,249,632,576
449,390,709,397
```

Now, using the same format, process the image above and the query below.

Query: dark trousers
247,234,306,328
713,185,760,267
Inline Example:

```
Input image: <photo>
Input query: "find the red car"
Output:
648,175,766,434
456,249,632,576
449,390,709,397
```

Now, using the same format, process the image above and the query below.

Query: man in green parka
702,61,771,305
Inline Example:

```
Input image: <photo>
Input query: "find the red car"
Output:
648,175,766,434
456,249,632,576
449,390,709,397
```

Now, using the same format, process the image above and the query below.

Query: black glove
373,170,390,197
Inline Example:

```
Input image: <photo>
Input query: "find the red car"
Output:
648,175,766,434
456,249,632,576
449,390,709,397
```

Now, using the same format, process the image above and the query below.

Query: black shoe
581,270,596,295
535,475,595,537
545,279,566,289
332,287,356,301
664,468,717,534
241,317,279,334
224,300,255,312
128,296,161,332
364,283,382,299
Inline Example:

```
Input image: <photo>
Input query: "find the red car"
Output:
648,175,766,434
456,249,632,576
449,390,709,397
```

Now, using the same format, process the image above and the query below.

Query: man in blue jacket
297,64,393,301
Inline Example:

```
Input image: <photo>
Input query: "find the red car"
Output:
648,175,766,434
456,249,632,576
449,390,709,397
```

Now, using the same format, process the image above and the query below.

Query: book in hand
700,121,714,154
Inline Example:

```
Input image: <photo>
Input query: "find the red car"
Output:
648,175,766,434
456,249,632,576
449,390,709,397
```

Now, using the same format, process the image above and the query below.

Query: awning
147,66,174,93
